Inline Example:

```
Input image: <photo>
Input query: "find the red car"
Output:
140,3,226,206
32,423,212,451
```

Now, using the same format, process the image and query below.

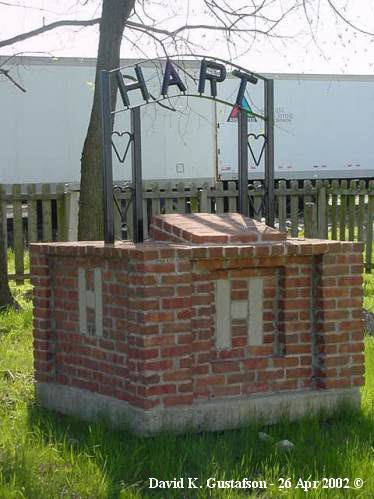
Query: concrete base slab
36,383,361,436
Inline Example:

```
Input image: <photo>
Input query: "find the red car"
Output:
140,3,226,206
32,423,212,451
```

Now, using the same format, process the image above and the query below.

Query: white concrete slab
248,278,264,346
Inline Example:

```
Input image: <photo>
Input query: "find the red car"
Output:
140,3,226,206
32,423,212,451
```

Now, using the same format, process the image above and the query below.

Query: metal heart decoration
111,131,133,164
247,133,266,167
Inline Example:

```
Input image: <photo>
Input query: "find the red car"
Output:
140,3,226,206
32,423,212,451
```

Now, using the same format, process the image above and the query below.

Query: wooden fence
1,183,79,283
2,179,374,281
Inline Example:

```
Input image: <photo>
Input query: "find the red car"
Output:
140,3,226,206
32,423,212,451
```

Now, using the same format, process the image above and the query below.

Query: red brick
34,350,54,361
143,360,173,371
144,311,174,323
322,288,350,298
339,320,363,332
212,362,241,373
242,358,269,369
162,345,190,357
178,382,193,393
248,345,273,356
162,297,191,309
242,383,270,394
286,367,312,378
195,375,225,387
351,376,365,387
196,259,223,271
272,357,299,368
282,299,311,310
340,365,364,377
142,262,176,273
177,309,192,320
162,274,191,284
323,355,349,367
179,357,193,368
195,282,212,293
142,286,175,298
209,247,224,258
323,333,349,344
231,290,248,300
162,322,191,334
227,372,255,384
195,364,210,375
272,379,298,390
285,345,311,354
232,337,247,347
145,384,177,396
141,348,160,360
255,246,270,257
323,378,350,389
257,369,284,382
177,333,192,345
74,379,98,392
177,286,191,297
163,369,191,382
337,276,363,286
351,353,365,364
317,344,338,355
212,385,241,397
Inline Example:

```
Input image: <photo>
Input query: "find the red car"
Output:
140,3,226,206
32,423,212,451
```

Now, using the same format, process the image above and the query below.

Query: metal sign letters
100,55,275,244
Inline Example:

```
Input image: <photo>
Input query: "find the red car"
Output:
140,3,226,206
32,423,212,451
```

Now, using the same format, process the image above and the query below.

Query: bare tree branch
126,19,292,39
0,17,100,49
1,0,372,96
0,1,62,13
0,68,26,92
205,0,266,20
327,0,374,36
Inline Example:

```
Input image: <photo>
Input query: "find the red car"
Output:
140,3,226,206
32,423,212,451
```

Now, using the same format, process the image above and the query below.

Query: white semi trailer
216,73,374,180
1,56,374,185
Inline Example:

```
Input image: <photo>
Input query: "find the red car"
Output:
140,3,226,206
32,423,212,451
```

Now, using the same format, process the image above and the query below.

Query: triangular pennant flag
227,96,255,122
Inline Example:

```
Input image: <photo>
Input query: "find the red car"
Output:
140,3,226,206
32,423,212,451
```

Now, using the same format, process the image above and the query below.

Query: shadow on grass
26,396,374,498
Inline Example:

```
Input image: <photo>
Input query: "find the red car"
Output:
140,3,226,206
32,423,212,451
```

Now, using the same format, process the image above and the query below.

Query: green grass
364,271,374,314
1,267,374,497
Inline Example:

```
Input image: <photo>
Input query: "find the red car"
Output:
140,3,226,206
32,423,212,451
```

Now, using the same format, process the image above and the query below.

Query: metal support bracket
113,183,134,240
238,108,249,216
264,79,275,227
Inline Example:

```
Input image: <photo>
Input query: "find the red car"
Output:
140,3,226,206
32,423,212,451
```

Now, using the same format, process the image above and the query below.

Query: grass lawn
0,268,374,497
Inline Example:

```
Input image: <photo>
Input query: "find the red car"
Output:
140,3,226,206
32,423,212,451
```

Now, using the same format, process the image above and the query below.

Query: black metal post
131,107,144,243
264,78,275,227
238,108,249,216
100,70,115,244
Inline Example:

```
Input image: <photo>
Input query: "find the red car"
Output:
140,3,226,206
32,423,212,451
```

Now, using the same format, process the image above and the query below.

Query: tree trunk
78,0,135,241
0,187,16,310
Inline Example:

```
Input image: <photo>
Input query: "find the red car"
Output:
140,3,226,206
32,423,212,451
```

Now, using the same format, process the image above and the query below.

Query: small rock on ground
364,309,374,335
276,439,294,451
258,432,271,442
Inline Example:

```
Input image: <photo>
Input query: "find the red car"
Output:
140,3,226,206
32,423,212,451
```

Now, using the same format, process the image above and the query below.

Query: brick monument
31,213,364,435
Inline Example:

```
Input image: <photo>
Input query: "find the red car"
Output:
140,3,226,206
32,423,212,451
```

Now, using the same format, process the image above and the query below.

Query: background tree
78,0,134,240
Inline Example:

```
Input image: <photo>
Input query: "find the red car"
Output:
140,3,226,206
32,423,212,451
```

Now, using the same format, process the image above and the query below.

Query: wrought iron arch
100,55,274,243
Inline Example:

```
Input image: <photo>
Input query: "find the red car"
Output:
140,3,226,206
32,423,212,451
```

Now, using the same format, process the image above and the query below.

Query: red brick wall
316,248,365,390
31,232,364,411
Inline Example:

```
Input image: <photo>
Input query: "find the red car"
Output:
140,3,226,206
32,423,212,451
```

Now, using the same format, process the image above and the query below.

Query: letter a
161,59,187,96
